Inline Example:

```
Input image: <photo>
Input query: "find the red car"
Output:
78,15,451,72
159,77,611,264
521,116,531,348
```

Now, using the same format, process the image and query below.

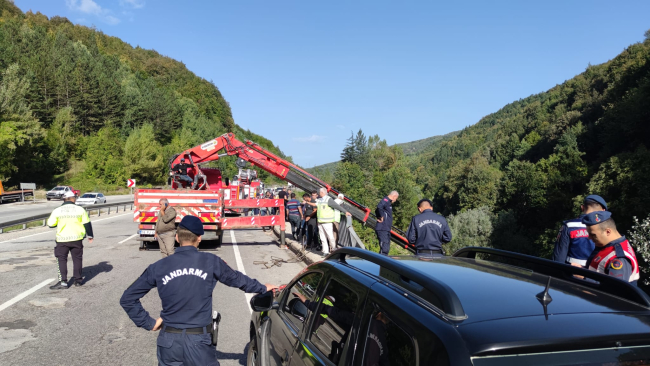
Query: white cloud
120,0,145,9
66,0,122,25
293,135,327,143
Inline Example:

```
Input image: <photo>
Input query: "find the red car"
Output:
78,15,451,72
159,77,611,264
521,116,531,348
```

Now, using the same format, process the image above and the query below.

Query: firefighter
47,191,94,289
120,216,278,365
551,195,607,266
172,158,196,188
406,199,452,256
375,191,398,255
580,211,640,285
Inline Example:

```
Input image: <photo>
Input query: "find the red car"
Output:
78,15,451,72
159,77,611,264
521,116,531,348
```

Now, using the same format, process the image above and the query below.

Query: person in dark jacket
171,158,196,188
551,195,607,266
375,191,398,255
406,199,452,256
120,215,278,366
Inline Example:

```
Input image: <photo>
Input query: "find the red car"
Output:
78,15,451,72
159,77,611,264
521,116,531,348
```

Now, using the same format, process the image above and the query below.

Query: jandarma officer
405,199,452,256
47,191,94,289
551,195,607,266
120,216,278,365
580,211,640,285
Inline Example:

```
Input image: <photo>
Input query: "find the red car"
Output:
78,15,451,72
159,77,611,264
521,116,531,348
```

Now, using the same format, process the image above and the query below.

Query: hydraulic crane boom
171,132,414,253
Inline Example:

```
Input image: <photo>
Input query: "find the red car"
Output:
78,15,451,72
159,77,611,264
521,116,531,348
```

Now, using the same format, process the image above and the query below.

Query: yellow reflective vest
316,196,335,223
47,202,91,242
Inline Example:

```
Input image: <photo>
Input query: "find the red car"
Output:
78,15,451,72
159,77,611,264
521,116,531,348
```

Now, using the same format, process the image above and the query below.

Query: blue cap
582,211,612,226
584,194,607,210
179,215,204,236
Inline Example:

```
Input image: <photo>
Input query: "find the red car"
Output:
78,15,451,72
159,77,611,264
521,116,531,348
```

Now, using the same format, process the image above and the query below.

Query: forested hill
323,30,650,269
0,0,285,191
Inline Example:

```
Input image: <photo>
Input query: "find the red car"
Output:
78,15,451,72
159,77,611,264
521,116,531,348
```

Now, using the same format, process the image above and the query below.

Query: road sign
20,183,36,190
127,179,136,188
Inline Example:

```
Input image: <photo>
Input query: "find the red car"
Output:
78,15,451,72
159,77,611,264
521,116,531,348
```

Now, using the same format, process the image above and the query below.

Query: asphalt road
0,195,133,223
0,212,305,365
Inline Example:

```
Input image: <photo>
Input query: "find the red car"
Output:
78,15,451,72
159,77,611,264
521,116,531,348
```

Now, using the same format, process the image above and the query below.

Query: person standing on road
551,195,607,266
580,211,640,285
406,199,452,256
304,188,351,256
286,193,303,240
120,215,278,366
303,192,319,249
375,191,398,256
154,198,177,258
47,191,93,289
332,193,346,244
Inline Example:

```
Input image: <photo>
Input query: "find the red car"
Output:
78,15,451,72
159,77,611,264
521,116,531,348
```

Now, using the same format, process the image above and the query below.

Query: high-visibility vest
316,196,335,223
334,199,344,223
47,203,90,242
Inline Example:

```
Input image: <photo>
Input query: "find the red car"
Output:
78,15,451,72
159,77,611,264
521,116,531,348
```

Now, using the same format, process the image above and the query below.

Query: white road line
0,278,56,312
229,230,253,313
118,233,138,244
0,212,134,244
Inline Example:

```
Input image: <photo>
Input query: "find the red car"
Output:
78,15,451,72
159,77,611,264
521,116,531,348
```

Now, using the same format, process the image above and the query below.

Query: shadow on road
82,261,113,284
217,342,248,365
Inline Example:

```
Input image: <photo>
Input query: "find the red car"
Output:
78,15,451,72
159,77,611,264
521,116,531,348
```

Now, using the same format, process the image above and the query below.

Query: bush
628,215,650,286
447,206,494,254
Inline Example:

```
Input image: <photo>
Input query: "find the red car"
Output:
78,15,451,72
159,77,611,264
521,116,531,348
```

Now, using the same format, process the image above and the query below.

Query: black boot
49,281,68,290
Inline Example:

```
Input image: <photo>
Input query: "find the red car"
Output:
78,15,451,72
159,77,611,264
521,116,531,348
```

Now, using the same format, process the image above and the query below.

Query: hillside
321,30,650,272
0,0,285,191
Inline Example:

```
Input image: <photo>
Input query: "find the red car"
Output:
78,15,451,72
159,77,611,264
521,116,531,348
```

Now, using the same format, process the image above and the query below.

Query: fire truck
133,132,412,252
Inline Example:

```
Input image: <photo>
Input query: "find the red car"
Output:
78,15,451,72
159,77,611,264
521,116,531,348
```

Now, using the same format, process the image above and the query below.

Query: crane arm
172,133,414,253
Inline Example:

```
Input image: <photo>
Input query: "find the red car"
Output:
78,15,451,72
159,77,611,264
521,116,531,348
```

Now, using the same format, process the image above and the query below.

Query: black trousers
376,231,391,256
54,240,83,282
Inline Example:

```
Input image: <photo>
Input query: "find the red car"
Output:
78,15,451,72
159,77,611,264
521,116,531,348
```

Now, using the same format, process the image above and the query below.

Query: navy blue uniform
551,215,595,266
406,209,452,254
120,246,266,365
375,197,393,255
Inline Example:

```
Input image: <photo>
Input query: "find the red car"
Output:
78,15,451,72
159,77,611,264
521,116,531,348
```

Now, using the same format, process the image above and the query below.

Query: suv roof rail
326,247,467,320
453,247,650,307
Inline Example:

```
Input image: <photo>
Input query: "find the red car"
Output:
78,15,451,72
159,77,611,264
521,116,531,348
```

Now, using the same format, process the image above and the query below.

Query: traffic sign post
20,183,36,203
127,179,136,198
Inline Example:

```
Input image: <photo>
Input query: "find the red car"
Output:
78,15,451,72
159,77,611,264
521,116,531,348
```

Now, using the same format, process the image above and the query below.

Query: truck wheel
217,231,223,248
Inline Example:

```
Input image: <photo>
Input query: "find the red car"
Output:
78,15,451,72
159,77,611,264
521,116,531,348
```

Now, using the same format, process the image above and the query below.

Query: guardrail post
98,208,101,217
108,207,111,215
0,228,3,234
22,223,26,230
42,219,45,227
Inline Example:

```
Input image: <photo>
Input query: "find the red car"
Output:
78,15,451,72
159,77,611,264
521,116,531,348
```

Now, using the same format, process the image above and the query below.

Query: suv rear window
472,345,650,366
309,279,359,364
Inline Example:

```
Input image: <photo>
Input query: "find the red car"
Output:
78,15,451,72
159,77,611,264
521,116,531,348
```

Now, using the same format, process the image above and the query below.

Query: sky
13,0,650,167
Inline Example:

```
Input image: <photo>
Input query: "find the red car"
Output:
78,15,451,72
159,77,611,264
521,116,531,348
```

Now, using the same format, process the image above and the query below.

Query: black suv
248,247,650,366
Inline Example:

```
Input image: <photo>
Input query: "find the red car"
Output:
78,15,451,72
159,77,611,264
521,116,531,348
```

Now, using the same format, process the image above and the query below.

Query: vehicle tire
47,198,50,201
217,231,223,247
246,333,259,366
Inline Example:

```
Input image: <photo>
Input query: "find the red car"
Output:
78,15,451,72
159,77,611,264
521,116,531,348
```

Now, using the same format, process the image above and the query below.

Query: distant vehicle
46,186,80,201
76,192,107,205
0,181,34,203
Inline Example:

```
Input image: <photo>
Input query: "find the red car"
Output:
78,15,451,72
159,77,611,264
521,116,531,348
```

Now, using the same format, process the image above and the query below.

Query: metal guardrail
0,201,134,233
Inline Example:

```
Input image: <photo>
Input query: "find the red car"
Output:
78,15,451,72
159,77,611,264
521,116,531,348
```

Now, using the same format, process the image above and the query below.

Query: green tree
123,123,165,184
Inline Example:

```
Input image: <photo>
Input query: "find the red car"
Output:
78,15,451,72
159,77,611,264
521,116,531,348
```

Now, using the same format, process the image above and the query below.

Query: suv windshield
81,194,96,198
53,187,64,191
472,345,650,366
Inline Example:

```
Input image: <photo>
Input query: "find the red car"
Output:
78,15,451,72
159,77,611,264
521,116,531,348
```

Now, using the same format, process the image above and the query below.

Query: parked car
76,192,107,205
46,186,80,201
248,247,650,366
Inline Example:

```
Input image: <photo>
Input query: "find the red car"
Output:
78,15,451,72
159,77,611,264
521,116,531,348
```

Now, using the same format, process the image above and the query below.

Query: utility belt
162,311,221,347
566,256,587,266
417,249,444,256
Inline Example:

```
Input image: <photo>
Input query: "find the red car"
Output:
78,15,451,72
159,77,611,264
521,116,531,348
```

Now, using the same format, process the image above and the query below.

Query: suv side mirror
250,292,278,312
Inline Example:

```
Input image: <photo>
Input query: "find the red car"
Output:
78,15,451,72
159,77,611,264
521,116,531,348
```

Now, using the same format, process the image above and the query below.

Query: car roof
346,256,650,324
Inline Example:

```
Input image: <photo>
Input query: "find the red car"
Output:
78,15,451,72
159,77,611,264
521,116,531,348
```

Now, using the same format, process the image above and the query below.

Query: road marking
0,212,134,244
118,233,138,244
0,278,56,313
229,230,253,313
